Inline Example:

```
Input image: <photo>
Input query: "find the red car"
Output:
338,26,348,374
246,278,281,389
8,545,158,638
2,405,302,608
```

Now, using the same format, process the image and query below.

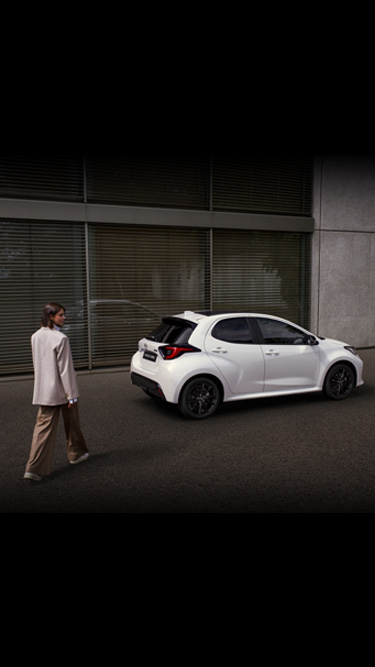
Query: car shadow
136,381,373,421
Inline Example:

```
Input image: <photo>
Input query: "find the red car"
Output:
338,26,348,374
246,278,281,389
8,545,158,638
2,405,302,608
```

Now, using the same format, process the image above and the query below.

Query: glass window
0,220,87,375
86,156,210,210
147,320,195,345
0,156,83,201
257,318,308,345
212,229,311,329
212,156,313,216
212,318,254,344
88,224,209,366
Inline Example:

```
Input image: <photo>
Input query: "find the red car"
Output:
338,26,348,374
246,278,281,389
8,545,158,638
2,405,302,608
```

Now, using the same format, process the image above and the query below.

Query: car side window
212,318,254,344
256,318,308,345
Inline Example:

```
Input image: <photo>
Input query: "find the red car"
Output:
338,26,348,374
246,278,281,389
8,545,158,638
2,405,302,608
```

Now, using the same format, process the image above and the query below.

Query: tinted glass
147,321,194,345
212,318,254,344
257,318,308,345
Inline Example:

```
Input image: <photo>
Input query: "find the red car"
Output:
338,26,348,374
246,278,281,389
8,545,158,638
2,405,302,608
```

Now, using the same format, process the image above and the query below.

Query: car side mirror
307,335,319,346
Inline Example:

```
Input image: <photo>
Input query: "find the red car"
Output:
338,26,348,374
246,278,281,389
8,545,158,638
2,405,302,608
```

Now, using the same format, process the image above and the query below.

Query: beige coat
31,327,80,406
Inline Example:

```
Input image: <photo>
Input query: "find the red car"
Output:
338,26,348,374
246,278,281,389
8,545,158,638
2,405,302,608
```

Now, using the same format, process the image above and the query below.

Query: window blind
212,229,311,328
0,221,311,376
0,220,88,375
0,156,84,202
88,224,211,366
212,155,313,215
0,155,313,215
86,156,210,209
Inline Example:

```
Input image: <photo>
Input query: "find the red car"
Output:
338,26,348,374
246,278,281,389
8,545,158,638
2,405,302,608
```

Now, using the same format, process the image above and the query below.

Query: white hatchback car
131,311,364,419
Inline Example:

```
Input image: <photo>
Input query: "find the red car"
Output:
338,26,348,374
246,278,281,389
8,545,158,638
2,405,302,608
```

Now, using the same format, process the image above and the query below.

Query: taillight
159,345,201,360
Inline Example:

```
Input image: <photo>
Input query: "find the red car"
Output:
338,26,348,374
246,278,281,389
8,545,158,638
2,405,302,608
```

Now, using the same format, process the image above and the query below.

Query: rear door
204,317,265,395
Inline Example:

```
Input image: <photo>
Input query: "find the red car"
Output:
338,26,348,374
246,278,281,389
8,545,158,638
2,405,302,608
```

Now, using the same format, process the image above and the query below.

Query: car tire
323,363,355,400
179,376,221,420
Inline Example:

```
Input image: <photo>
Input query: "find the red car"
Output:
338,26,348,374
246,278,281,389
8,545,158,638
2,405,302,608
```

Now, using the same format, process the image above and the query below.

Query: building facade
1,154,370,377
311,155,375,348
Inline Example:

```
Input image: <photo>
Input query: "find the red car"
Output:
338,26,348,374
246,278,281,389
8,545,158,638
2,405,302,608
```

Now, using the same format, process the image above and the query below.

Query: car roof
174,311,287,324
169,312,314,340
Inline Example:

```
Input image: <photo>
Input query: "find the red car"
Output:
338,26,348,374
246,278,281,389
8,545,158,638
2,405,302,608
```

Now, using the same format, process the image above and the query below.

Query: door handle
265,350,279,356
212,348,228,354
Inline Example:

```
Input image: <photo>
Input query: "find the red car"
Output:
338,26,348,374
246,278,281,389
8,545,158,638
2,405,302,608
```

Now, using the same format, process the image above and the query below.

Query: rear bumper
131,372,166,400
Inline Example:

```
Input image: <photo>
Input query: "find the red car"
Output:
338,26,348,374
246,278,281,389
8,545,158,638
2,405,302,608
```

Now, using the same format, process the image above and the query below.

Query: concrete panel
321,156,375,232
318,231,375,347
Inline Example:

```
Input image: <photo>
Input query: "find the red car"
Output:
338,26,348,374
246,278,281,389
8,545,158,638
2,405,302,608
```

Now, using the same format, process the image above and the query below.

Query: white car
131,311,364,419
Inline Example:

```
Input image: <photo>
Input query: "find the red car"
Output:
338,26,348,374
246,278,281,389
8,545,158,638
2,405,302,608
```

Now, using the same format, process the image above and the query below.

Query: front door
255,317,320,391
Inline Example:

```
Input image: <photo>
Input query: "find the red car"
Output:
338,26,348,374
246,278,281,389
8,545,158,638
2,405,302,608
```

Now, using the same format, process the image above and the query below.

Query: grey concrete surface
2,349,375,513
312,157,375,348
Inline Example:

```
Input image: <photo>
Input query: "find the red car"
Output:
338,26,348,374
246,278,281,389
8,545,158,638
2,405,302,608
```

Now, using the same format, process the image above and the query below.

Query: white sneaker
70,453,89,465
24,472,42,482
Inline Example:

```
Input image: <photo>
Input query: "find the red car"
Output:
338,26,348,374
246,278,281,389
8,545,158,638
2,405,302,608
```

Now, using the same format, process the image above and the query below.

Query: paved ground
1,349,375,513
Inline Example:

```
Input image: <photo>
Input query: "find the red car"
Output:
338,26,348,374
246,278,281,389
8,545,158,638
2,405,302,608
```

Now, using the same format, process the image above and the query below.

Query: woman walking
24,303,89,482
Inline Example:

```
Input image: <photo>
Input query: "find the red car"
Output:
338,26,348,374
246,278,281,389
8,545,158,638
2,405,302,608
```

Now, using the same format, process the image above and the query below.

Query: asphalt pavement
2,349,375,513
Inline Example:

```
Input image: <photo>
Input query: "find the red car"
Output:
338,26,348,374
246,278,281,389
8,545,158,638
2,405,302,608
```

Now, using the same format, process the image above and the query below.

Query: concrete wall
311,156,375,347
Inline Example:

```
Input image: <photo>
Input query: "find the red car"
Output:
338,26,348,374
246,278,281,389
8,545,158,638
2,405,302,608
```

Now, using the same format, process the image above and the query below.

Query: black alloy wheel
179,377,221,419
324,364,355,400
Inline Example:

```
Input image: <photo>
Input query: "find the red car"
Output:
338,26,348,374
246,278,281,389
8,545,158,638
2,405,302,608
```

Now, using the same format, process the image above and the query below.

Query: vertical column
84,222,92,370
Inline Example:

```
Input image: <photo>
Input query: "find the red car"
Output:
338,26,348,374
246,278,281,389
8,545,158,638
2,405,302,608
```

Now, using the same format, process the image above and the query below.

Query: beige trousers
25,403,89,476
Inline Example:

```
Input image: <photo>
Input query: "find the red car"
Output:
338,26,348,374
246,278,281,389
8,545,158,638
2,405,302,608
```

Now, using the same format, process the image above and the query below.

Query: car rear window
146,319,196,345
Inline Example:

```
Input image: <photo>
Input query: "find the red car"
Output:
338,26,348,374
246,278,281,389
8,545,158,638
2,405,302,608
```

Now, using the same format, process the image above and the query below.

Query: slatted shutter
212,229,311,328
0,220,88,375
0,155,313,214
88,224,210,366
86,156,210,209
0,156,314,376
0,220,311,375
212,156,313,215
0,156,83,201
